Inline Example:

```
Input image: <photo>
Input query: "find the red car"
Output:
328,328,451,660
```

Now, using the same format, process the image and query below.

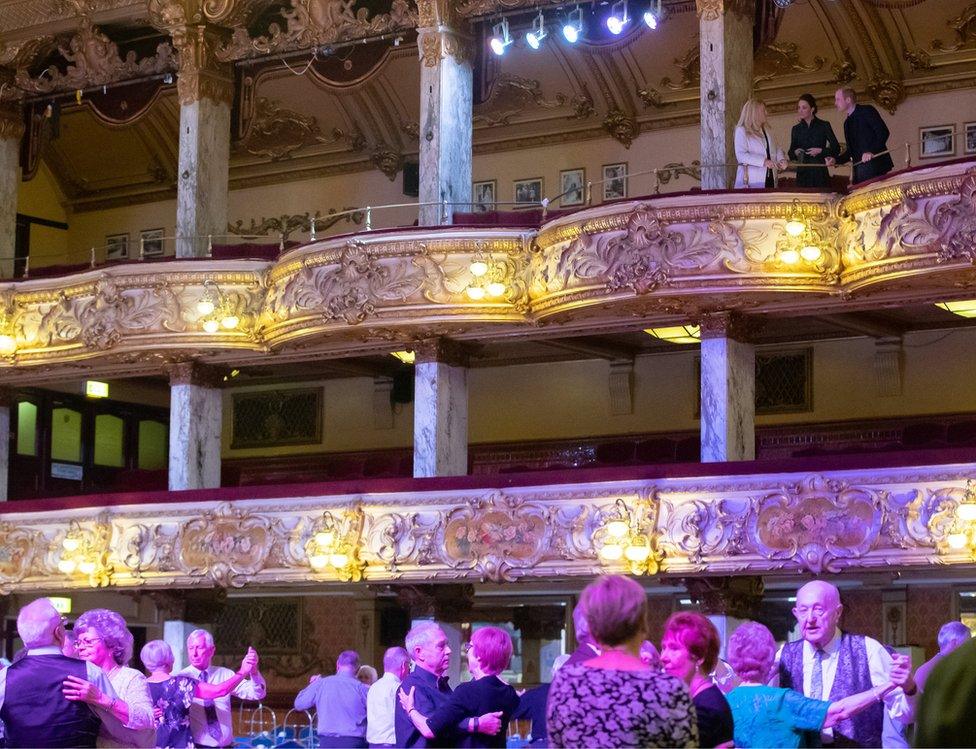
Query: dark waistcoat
779,632,884,748
0,653,101,748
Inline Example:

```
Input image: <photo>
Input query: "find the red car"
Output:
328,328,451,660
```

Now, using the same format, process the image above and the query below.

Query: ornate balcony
1,453,975,594
0,159,973,383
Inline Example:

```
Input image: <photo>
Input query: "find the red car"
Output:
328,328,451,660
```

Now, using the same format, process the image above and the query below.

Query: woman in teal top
726,622,889,748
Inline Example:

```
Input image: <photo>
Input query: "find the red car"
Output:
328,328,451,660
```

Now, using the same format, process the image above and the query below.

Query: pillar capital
695,0,754,21
684,576,765,619
414,337,470,367
418,26,471,68
167,360,223,388
699,311,758,342
0,104,24,143
417,0,464,29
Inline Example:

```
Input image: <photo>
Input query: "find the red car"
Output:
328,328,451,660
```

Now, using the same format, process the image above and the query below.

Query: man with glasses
0,598,119,747
778,580,916,747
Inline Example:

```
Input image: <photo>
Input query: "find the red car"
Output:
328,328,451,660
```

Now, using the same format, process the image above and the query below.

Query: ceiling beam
814,312,908,339
538,336,638,361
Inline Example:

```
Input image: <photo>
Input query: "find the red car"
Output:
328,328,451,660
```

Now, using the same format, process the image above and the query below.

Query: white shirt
775,629,915,740
178,664,267,747
98,666,156,748
366,671,402,745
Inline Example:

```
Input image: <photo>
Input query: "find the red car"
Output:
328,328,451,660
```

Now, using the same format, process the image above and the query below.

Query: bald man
777,581,916,748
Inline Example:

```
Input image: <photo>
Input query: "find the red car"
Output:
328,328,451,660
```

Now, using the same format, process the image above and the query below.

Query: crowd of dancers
0,577,974,748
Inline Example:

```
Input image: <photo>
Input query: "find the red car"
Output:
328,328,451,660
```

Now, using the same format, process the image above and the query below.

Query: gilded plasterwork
235,97,347,160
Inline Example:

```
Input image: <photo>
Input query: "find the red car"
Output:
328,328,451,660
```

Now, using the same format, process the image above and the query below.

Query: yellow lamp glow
391,351,416,364
85,380,109,399
779,248,801,265
606,519,629,538
936,300,976,318
314,530,335,548
947,532,969,550
466,286,486,301
599,543,624,561
785,218,806,237
469,260,489,277
57,559,77,574
62,537,80,552
624,544,651,563
800,245,822,262
957,503,976,522
329,552,350,569
486,282,506,298
0,334,15,354
196,298,215,316
309,553,329,570
220,315,239,330
644,325,700,345
78,560,97,575
202,319,219,334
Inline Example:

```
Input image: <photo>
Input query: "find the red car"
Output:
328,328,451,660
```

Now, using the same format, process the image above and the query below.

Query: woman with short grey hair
141,639,258,749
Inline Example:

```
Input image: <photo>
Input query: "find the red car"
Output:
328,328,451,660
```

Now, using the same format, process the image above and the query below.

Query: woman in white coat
734,98,787,189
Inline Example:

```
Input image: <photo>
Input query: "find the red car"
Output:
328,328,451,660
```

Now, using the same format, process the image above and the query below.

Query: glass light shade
466,286,486,301
62,537,80,552
606,15,625,33
489,37,506,55
644,325,700,344
220,315,239,330
0,334,15,354
779,248,801,265
936,300,976,318
957,503,976,522
562,23,580,43
599,543,624,561
947,532,969,550
391,351,416,364
329,552,350,569
308,553,329,570
800,245,822,261
624,544,651,562
486,282,506,297
606,519,629,537
314,530,335,548
469,260,489,277
196,298,215,316
202,319,219,334
57,558,77,574
642,11,657,29
785,219,806,237
78,560,97,575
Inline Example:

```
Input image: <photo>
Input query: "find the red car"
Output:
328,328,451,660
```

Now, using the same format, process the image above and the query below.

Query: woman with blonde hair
734,98,787,189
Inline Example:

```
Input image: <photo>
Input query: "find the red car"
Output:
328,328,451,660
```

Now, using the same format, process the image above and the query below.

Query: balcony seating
210,242,298,261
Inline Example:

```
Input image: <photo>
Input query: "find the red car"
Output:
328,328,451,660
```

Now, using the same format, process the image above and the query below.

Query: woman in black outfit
788,94,840,188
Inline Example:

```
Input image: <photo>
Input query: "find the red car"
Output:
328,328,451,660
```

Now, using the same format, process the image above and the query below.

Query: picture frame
602,162,628,201
472,180,496,213
965,122,976,155
513,177,543,208
919,125,955,159
231,387,323,449
559,168,586,206
139,228,165,258
105,233,129,261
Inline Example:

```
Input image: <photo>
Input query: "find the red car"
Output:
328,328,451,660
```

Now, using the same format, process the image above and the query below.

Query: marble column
167,362,222,490
0,389,10,502
700,313,755,462
413,339,468,477
171,25,233,257
697,0,755,189
0,103,24,279
417,1,472,226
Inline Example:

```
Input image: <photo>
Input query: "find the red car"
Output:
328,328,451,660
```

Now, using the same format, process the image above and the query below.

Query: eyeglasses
793,604,833,619
76,636,103,648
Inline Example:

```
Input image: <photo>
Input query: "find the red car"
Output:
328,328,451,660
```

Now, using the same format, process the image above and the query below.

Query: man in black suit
826,88,894,184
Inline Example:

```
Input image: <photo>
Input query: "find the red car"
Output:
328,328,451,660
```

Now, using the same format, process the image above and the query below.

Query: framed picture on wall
231,387,323,449
919,125,955,159
472,180,496,212
105,233,129,261
140,228,165,258
965,122,976,155
514,177,543,207
602,163,628,200
560,168,586,206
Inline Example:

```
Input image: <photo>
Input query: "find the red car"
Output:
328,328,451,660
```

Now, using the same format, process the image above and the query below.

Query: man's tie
201,670,222,742
810,649,826,701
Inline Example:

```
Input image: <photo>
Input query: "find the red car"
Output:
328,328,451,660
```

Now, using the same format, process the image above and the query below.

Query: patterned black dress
546,663,698,748
148,675,197,748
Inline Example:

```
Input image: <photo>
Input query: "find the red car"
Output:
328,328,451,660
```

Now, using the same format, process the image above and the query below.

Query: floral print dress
546,663,698,748
148,675,197,748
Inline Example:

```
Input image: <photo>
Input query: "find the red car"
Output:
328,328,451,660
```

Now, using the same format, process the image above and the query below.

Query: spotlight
490,18,512,56
526,10,547,50
606,0,630,35
643,0,661,29
563,6,583,43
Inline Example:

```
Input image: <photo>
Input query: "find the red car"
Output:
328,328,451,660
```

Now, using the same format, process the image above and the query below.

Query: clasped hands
398,685,503,735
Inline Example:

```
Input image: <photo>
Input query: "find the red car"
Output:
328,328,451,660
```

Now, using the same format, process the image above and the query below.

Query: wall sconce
946,483,976,556
775,219,825,268
197,280,240,333
596,498,662,575
57,520,113,587
466,253,509,301
305,508,366,582
0,296,18,356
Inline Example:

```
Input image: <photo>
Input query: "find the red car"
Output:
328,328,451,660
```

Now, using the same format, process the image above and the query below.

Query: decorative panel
231,388,323,449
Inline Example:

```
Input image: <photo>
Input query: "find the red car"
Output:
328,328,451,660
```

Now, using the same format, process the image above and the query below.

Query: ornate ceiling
1,0,975,211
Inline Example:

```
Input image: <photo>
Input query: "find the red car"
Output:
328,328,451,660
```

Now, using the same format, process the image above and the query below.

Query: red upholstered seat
210,243,288,261
635,438,677,463
595,440,636,465
900,422,947,448
948,421,976,445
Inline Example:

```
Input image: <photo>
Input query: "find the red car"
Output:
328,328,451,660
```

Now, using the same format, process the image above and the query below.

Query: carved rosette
0,522,43,593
